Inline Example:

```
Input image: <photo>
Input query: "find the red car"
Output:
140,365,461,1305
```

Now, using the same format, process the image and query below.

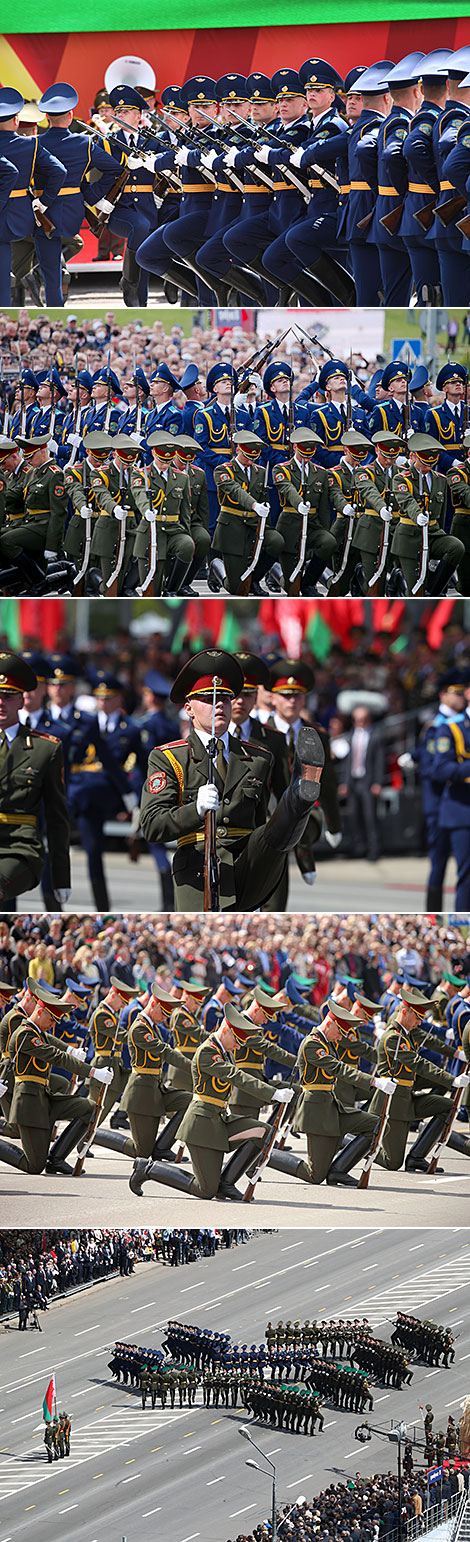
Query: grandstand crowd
226,1467,469,1542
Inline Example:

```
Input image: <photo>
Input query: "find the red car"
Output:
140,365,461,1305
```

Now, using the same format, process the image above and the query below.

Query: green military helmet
290,426,322,450
15,433,51,451
82,430,115,456
408,432,441,463
341,429,371,459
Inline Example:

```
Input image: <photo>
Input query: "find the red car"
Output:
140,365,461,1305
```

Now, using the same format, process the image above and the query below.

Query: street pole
397,1435,402,1542
272,1462,277,1542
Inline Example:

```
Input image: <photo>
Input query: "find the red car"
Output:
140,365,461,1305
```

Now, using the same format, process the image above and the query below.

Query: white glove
144,506,157,522
91,1066,113,1086
457,1046,467,1060
298,500,311,517
126,152,145,169
253,501,269,518
32,197,47,214
289,148,304,168
113,505,125,521
48,438,58,455
197,783,220,816
80,504,92,521
325,830,342,849
68,432,81,448
445,1027,455,1043
123,792,139,814
95,198,114,215
44,550,58,562
0,1080,8,1098
416,512,428,527
73,1046,87,1063
130,431,142,445
380,506,392,522
225,147,239,168
201,149,218,169
302,871,317,886
398,752,413,769
130,805,141,834
453,1071,470,1087
342,502,355,518
54,887,71,903
272,1086,294,1104
373,1076,396,1094
255,145,271,164
175,147,190,167
395,454,408,467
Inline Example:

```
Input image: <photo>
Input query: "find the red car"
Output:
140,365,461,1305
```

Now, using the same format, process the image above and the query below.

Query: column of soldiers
265,1319,413,1389
1,350,470,597
6,50,470,307
44,1412,71,1462
391,1313,456,1366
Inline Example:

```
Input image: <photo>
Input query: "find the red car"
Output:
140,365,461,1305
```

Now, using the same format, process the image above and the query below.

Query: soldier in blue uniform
430,46,470,305
224,68,311,304
368,54,425,306
61,370,95,467
141,76,219,304
338,62,393,305
308,361,370,468
431,692,470,908
9,370,41,440
104,83,163,307
424,364,468,471
274,58,355,306
36,80,127,306
134,667,176,910
369,362,425,441
0,87,66,305
194,74,265,306
193,363,248,538
91,368,124,435
402,670,468,910
218,71,280,305
117,366,153,444
401,50,450,304
145,364,182,440
35,368,70,453
179,366,206,438
410,365,433,406
252,362,295,523
199,978,245,1037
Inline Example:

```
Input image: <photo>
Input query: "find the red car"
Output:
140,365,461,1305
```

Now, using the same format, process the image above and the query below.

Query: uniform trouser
127,1089,188,1158
223,210,273,276
376,1091,452,1170
281,530,337,592
109,208,154,304
376,240,412,305
136,223,177,277
448,826,470,909
407,236,441,303
89,1060,128,1125
136,526,194,588
348,779,380,860
220,525,284,594
437,244,470,306
295,1105,376,1184
0,853,43,905
450,511,470,594
330,525,360,595
398,530,464,593
17,1091,92,1175
33,231,64,306
359,547,388,595
0,231,47,305
161,215,216,304
173,775,321,910
0,518,50,562
75,810,111,908
349,242,383,306
187,1119,266,1200
426,816,451,907
97,533,136,594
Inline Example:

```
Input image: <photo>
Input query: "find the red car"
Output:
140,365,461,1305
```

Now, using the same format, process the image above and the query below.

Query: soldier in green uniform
391,433,465,595
446,428,470,595
88,977,140,1124
0,435,67,569
261,658,341,905
129,1000,293,1201
140,1364,150,1407
57,1413,66,1458
0,436,26,529
272,427,337,595
0,978,23,1127
139,648,326,912
368,985,470,1171
0,651,70,905
90,434,144,593
229,984,296,1122
132,430,194,595
213,431,284,595
166,981,207,1092
268,1000,385,1187
117,981,192,1156
63,431,114,574
0,979,113,1175
172,434,211,593
63,1412,71,1455
352,431,402,594
328,430,370,595
44,1422,55,1463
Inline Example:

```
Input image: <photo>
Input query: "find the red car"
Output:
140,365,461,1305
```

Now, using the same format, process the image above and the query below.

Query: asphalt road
1,1229,469,1542
1,1126,470,1231
19,850,461,912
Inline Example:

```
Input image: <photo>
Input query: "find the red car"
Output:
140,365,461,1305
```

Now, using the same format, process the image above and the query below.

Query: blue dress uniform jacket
424,400,466,472
431,101,470,304
0,130,67,306
90,400,124,434
145,400,183,437
369,398,425,437
308,401,370,467
0,155,18,210
9,402,41,439
61,400,96,463
64,710,131,819
431,714,470,909
100,714,149,799
401,101,442,301
193,401,251,531
39,125,125,236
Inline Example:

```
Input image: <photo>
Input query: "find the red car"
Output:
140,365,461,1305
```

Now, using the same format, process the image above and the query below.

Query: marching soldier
0,436,27,529
139,647,326,911
328,430,370,595
0,88,67,306
368,984,470,1171
132,429,194,595
63,1412,71,1456
272,426,337,594
446,428,470,595
116,982,192,1157
268,1000,382,1187
166,981,208,1091
263,658,342,901
213,430,284,594
63,430,115,577
88,976,140,1125
391,432,465,594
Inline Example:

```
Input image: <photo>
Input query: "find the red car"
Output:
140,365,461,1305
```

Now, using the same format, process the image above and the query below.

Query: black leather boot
326,1132,372,1185
405,1116,446,1171
305,252,356,305
129,1157,194,1196
0,1136,27,1170
93,1128,135,1157
218,1139,261,1198
47,1118,86,1173
267,1148,305,1178
152,1111,184,1158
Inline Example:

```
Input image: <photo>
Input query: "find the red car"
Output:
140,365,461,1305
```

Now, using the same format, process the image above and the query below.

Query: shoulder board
242,741,271,757
30,730,60,744
162,739,186,748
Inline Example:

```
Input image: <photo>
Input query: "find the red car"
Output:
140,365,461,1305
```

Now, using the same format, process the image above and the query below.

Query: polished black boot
405,1116,446,1171
295,272,335,304
426,561,456,597
218,1139,261,1198
91,876,110,911
426,885,443,912
264,725,324,852
165,557,192,595
267,1148,305,1178
47,1118,86,1173
326,1132,372,1185
94,1127,134,1157
305,253,356,306
222,265,266,305
0,1136,27,1170
160,868,175,910
162,261,199,299
129,1157,194,1196
152,1111,184,1158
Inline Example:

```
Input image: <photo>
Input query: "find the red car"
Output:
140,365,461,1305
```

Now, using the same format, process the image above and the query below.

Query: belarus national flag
42,1375,55,1423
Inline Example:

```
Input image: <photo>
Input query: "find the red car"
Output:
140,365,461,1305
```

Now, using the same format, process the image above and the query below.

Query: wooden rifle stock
427,1087,464,1175
85,166,130,236
379,203,404,235
242,1101,286,1202
356,210,374,232
357,1095,390,1189
434,193,467,227
413,200,436,232
73,1084,107,1178
456,212,470,240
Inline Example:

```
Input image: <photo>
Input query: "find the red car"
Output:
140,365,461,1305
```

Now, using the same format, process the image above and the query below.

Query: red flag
425,598,456,651
20,599,65,649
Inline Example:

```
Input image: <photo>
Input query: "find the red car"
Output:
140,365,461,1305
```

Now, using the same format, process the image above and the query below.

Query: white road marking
74,1325,100,1336
207,1475,225,1484
131,1303,155,1313
142,1508,161,1517
60,1506,78,1514
229,1506,257,1518
287,1475,312,1488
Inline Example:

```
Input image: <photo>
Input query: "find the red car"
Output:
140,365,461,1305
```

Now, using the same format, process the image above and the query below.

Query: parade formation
1,342,470,597
5,49,470,307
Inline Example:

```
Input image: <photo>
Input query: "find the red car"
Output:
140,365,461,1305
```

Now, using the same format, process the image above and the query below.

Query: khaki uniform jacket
0,723,70,888
133,465,191,560
166,1005,204,1089
368,1022,454,1121
213,458,268,557
293,1028,373,1138
230,1030,295,1109
353,460,399,555
177,1034,274,1151
8,1021,89,1128
90,462,144,558
391,466,446,557
63,457,105,556
272,456,331,556
20,460,67,554
187,463,210,533
120,1010,189,1116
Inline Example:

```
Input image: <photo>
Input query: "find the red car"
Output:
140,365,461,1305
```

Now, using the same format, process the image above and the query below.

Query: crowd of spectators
0,1228,254,1318
228,1466,469,1542
0,912,467,1002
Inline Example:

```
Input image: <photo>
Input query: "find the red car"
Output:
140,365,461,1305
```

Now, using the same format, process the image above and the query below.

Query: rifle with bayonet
203,676,221,912
368,464,393,594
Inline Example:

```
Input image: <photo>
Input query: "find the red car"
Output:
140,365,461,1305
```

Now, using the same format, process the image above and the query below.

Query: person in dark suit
338,706,386,861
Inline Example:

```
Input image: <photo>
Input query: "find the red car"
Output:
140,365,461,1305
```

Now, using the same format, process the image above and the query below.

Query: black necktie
0,731,8,766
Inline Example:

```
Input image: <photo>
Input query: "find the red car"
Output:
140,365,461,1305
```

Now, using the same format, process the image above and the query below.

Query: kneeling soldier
133,430,194,595
273,427,337,595
91,435,144,594
213,431,284,595
392,433,464,595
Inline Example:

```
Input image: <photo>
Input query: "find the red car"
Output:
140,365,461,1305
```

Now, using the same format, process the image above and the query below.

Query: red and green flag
42,1375,56,1423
